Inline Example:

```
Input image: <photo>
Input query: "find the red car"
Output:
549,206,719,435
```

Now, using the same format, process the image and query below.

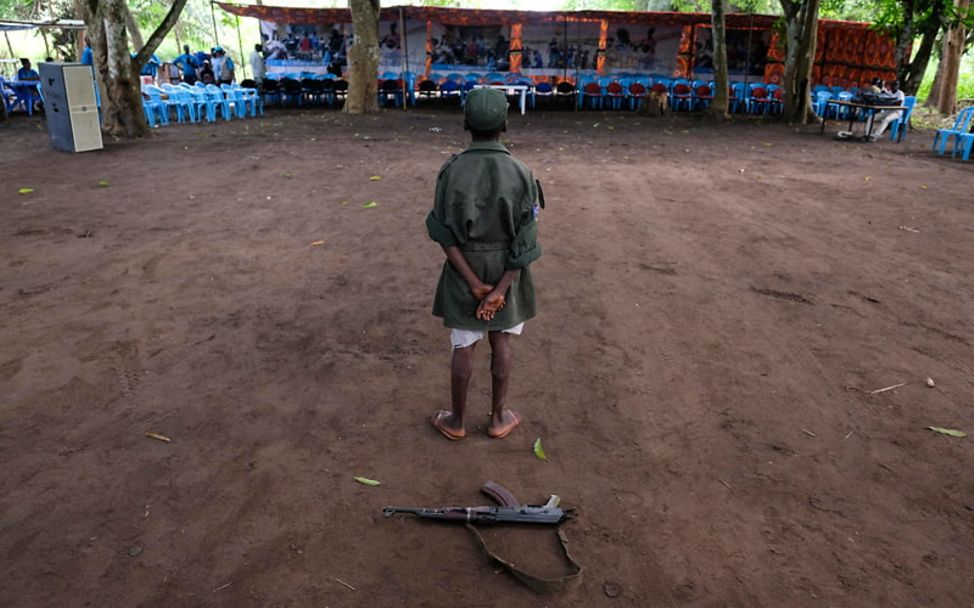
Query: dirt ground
1,105,972,608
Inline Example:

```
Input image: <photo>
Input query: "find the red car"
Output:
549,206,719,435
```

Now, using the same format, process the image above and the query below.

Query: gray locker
39,62,103,153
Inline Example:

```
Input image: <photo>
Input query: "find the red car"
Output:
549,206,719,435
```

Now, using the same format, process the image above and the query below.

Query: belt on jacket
462,241,508,252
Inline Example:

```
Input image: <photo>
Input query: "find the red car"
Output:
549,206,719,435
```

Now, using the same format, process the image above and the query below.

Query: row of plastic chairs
142,82,262,127
933,106,974,160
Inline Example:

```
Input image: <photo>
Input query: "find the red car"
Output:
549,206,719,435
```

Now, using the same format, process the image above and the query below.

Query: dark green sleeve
426,169,457,248
506,178,541,270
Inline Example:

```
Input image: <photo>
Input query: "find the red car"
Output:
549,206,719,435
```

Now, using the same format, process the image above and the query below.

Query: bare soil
1,107,972,608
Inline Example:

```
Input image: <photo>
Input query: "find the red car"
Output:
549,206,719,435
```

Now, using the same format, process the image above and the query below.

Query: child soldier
425,88,543,440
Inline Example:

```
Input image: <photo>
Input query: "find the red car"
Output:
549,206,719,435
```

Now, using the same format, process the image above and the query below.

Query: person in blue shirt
17,58,39,81
81,43,93,65
141,54,161,77
14,58,41,111
172,45,200,84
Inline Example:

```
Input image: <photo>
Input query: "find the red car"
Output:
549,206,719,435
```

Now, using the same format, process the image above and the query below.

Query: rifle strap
465,524,583,594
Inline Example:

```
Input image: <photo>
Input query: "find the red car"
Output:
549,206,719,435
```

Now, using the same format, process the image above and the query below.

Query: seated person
869,79,906,141
14,58,41,110
17,58,39,81
199,61,215,85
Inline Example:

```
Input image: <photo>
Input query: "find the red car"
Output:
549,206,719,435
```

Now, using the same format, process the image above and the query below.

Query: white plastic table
474,84,529,115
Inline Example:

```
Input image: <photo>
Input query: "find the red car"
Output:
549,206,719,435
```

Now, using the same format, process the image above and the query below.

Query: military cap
464,87,508,131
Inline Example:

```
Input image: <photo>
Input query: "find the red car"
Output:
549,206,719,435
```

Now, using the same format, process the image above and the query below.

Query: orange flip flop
431,410,465,441
487,410,522,439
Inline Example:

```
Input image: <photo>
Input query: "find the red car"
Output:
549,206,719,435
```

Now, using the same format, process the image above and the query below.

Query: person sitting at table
869,79,906,141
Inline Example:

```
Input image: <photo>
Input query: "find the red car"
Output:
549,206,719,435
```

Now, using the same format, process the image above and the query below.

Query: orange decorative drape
596,19,608,74
510,22,523,73
425,20,432,77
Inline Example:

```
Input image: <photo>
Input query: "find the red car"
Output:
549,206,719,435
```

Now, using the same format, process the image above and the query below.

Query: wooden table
820,99,908,142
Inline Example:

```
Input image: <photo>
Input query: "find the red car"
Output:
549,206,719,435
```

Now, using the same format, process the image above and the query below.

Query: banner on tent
518,21,600,77
602,23,681,74
429,23,513,72
260,18,427,75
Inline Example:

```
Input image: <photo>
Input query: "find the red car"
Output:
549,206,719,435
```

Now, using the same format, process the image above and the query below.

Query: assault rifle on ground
382,481,569,525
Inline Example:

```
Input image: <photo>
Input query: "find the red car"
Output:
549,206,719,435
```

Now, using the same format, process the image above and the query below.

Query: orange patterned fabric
509,22,523,73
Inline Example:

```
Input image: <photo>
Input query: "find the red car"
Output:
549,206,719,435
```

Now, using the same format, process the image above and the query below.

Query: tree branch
132,0,189,69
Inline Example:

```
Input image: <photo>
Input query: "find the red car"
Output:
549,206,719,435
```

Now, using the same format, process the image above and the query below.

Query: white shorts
450,323,524,349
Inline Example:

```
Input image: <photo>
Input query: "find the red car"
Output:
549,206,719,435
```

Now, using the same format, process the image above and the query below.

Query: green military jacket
426,140,542,331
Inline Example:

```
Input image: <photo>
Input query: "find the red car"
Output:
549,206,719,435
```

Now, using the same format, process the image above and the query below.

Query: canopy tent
215,3,898,89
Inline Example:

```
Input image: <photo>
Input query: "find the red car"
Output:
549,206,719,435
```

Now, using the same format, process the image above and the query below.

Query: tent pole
210,1,221,47
235,15,247,79
574,18,580,112
743,11,754,88
399,6,408,110
562,14,567,83
4,31,15,58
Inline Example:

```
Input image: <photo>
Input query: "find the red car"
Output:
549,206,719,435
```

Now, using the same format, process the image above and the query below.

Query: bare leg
432,342,476,440
449,343,476,426
487,332,521,438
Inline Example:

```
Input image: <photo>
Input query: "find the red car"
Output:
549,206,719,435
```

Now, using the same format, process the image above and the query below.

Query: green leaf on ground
369,175,382,181
98,180,110,187
927,427,966,438
354,476,381,486
362,201,379,209
533,437,547,461
18,188,34,195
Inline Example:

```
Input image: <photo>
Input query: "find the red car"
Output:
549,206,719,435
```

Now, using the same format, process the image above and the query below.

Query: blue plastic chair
813,91,833,118
439,79,462,101
141,85,170,126
933,107,974,155
672,79,693,112
957,129,974,161
205,84,233,120
730,82,748,113
888,96,916,142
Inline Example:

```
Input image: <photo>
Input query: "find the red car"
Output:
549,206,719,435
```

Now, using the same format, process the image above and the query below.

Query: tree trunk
936,0,969,114
894,0,915,72
708,0,730,118
97,0,149,137
779,0,820,124
345,0,380,114
124,3,144,50
924,53,944,106
903,1,948,96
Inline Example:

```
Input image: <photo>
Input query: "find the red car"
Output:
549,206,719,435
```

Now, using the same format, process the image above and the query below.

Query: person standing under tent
250,44,265,83
426,88,543,442
173,45,200,85
212,47,235,85
869,80,906,141
81,43,93,65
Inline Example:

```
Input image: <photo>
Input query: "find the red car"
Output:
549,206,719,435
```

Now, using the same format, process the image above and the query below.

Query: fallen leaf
927,426,966,438
920,184,928,189
340,200,350,206
283,172,293,178
18,187,34,195
309,240,325,247
145,432,171,443
362,201,379,209
354,476,381,486
863,176,871,182
369,175,382,181
533,437,547,461
98,180,110,187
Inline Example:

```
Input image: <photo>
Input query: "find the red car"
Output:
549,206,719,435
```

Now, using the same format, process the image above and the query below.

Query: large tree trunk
97,0,148,137
707,0,730,118
903,1,948,96
779,0,820,124
894,0,915,71
936,0,969,113
80,0,189,138
345,0,380,114
124,3,144,50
